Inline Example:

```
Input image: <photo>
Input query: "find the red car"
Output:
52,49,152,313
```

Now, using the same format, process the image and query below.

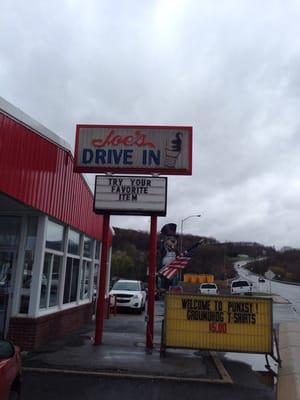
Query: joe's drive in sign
94,175,167,216
74,125,192,175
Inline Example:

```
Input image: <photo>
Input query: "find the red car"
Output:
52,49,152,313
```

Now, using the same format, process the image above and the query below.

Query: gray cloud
1,0,300,248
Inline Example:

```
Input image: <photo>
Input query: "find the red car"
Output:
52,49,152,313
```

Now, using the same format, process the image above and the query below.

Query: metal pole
180,218,184,253
180,214,201,253
179,219,184,282
179,214,201,281
146,215,157,352
94,213,110,345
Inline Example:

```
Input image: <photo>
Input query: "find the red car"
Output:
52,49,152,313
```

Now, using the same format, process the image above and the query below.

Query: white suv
231,279,252,295
199,283,219,295
109,280,146,313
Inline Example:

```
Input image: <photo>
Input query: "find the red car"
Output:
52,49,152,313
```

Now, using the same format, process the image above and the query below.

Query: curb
22,352,233,385
22,365,231,384
277,322,300,400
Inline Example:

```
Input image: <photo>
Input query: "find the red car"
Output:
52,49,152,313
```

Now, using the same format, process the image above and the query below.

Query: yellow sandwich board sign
162,293,273,354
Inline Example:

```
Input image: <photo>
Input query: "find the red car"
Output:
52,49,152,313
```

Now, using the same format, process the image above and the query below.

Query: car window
201,284,216,289
0,340,15,359
112,281,140,291
232,281,249,287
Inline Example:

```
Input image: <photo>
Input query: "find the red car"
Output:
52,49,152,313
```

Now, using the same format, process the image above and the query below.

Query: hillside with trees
111,227,300,283
245,249,300,282
110,228,150,282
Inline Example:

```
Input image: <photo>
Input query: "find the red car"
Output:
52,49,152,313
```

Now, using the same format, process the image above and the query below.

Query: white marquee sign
94,175,167,216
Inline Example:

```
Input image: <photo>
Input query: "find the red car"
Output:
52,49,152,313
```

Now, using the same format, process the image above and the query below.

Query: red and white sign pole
94,213,110,345
146,215,157,351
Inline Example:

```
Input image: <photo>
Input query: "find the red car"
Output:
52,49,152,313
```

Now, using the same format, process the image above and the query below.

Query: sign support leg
94,213,110,345
146,215,157,352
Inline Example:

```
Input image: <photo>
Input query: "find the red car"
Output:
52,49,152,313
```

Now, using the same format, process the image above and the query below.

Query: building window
19,216,38,314
0,216,20,247
50,255,61,307
46,220,64,251
93,263,99,296
83,236,92,258
80,260,91,300
95,241,100,260
39,253,62,309
19,250,34,314
63,257,79,304
26,217,38,250
68,230,80,255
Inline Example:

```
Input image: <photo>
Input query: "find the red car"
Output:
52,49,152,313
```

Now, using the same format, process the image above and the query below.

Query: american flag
159,254,191,280
159,239,205,280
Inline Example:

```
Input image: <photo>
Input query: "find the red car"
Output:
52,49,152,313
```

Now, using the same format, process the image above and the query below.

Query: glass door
0,251,16,338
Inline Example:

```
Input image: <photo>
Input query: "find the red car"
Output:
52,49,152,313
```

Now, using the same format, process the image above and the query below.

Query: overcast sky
1,0,300,248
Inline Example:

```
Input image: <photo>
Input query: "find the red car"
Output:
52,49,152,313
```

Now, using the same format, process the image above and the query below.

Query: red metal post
94,213,110,345
146,215,157,351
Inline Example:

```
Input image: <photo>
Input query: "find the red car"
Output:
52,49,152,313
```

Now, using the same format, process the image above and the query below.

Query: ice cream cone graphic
164,132,182,168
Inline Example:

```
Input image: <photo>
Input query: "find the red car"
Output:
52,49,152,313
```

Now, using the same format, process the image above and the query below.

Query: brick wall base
7,302,93,350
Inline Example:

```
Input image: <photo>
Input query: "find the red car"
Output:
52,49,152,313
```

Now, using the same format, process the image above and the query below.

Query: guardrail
271,279,300,287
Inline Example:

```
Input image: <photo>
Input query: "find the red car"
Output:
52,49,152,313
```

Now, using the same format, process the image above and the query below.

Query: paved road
22,370,274,400
236,263,300,323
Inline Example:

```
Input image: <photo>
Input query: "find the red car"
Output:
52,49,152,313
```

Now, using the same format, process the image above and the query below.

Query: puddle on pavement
65,334,92,347
225,352,278,388
256,370,275,389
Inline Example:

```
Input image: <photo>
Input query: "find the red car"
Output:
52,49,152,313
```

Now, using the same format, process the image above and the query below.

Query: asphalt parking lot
21,299,276,399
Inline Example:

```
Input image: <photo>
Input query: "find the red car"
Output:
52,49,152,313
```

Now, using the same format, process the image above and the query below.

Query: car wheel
136,302,144,314
9,376,21,400
9,390,20,400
